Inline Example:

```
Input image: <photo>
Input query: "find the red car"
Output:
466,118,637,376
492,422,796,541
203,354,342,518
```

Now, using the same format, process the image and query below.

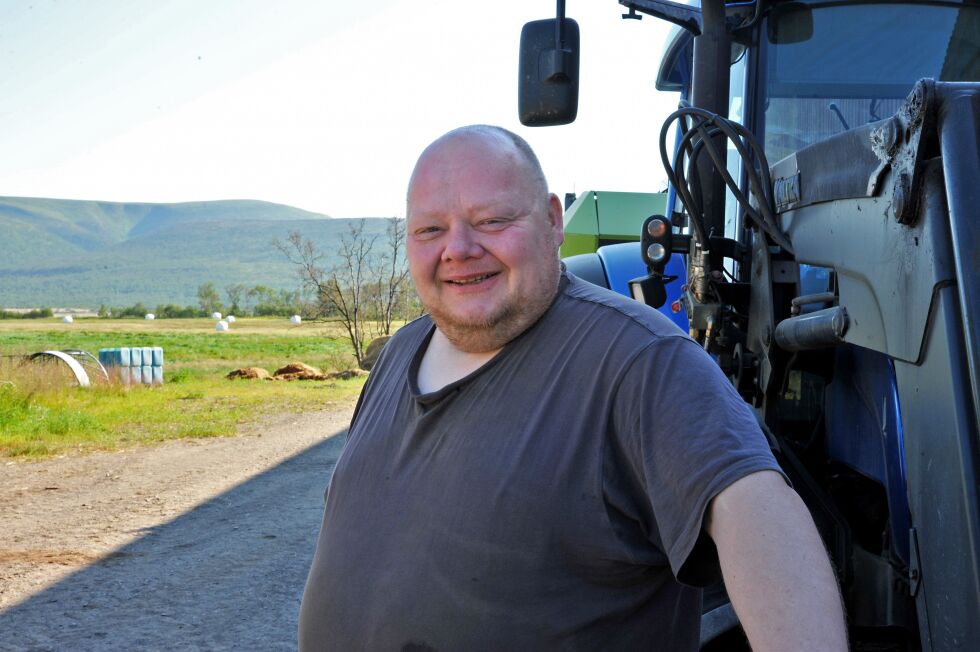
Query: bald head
403,124,565,353
407,125,550,215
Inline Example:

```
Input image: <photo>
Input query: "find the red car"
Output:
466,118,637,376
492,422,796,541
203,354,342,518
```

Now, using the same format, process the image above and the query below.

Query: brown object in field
360,336,391,371
273,362,329,381
273,362,322,377
227,363,367,382
226,367,272,380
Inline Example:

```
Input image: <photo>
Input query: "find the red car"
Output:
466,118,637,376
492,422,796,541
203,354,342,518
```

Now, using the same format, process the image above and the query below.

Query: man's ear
548,193,565,246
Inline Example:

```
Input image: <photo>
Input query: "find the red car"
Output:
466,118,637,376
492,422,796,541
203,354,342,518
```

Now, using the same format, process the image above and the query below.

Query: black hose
659,106,794,254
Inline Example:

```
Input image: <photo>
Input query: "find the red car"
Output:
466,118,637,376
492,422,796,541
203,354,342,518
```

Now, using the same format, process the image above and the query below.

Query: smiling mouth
446,272,499,285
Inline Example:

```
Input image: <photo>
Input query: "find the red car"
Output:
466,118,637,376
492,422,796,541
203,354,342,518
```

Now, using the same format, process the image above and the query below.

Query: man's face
406,134,564,352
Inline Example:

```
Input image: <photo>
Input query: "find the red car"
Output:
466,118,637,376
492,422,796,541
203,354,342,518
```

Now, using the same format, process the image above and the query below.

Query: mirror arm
618,0,703,35
555,0,566,46
544,0,572,83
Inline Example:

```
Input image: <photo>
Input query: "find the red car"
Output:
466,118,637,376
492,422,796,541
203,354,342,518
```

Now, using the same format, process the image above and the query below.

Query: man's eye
478,218,508,229
413,226,442,240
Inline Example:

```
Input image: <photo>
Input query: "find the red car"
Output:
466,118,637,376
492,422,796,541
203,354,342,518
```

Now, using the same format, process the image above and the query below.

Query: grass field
0,317,369,458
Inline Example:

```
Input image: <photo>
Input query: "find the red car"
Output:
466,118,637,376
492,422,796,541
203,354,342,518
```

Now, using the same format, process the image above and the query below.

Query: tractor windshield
759,2,980,162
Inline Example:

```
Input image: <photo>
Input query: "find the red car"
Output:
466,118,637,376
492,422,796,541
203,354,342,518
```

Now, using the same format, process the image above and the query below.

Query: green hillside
0,197,393,308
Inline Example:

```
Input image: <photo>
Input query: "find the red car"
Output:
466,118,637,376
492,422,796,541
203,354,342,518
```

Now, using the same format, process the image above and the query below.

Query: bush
155,304,203,319
0,307,54,319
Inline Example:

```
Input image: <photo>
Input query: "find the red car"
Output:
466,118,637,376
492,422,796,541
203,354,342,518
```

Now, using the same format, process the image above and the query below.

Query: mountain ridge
0,197,394,308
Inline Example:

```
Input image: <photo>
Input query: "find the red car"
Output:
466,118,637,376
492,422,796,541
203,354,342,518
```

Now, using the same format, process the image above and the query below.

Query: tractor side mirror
518,18,580,126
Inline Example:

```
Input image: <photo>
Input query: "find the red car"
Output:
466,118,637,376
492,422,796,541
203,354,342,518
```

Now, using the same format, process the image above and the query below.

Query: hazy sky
1,0,678,217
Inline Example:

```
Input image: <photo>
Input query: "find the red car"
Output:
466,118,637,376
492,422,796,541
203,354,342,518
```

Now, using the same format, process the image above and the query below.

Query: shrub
0,307,54,319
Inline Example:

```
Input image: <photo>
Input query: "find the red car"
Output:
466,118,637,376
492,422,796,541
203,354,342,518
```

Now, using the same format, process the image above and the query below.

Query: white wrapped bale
99,348,123,367
141,366,153,385
226,315,236,323
211,312,222,320
62,315,74,323
145,313,155,320
151,346,164,385
100,348,130,384
290,315,302,325
215,320,230,332
129,347,143,367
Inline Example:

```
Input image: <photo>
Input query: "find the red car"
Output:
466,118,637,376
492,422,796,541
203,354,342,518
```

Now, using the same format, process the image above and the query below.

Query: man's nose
442,224,483,261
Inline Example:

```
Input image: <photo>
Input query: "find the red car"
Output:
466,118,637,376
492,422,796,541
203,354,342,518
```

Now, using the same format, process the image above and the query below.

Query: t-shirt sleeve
611,336,785,586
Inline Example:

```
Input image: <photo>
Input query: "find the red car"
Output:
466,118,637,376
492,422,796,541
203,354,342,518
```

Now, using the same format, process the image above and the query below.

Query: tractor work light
641,214,672,270
646,243,667,264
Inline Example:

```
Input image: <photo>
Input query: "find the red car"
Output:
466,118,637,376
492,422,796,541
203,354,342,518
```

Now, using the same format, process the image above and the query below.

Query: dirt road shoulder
0,406,353,651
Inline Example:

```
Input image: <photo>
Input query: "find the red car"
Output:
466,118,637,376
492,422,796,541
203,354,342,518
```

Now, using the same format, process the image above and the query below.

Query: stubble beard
426,266,561,354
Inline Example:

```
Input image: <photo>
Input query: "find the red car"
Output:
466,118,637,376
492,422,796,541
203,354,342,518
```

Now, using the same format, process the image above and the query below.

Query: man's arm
706,470,848,651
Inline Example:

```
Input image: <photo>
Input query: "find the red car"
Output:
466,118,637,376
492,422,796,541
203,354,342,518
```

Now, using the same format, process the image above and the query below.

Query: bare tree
276,219,411,367
369,217,412,336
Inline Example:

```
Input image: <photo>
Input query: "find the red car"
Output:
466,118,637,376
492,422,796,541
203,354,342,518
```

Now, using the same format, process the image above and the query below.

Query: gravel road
0,407,353,652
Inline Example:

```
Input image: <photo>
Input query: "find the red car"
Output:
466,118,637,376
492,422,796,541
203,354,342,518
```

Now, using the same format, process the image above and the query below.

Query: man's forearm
707,470,848,651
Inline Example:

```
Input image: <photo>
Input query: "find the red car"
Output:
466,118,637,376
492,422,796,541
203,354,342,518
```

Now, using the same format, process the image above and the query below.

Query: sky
0,0,679,218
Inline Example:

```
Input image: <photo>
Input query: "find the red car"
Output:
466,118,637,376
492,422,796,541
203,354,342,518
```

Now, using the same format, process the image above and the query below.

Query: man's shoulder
557,271,689,342
370,314,432,373
390,314,433,343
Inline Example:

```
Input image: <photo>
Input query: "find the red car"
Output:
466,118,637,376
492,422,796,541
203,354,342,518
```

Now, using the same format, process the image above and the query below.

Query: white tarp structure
40,350,88,385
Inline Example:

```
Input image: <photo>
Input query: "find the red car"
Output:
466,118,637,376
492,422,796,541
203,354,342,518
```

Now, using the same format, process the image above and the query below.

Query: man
299,125,847,651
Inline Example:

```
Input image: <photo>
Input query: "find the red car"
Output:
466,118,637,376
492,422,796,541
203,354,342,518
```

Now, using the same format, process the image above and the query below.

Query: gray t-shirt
299,272,781,651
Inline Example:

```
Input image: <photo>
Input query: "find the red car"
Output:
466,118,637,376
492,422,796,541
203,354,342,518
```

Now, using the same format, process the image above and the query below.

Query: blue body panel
826,345,911,563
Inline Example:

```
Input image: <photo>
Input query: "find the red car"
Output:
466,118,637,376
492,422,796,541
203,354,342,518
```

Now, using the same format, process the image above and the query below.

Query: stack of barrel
98,347,164,385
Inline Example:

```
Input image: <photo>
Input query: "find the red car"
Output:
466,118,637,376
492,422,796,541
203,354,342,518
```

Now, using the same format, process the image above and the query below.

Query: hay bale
62,315,74,324
145,313,155,320
226,367,272,380
274,362,322,377
278,371,328,381
215,320,229,332
360,336,391,371
212,312,222,320
290,315,302,325
226,315,236,323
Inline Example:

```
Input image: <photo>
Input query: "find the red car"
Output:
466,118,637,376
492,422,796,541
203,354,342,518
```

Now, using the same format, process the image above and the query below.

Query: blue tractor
520,1,980,649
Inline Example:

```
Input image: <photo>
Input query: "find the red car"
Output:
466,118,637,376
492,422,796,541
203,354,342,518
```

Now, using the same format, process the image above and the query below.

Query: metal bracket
909,527,922,597
867,79,937,226
618,0,702,35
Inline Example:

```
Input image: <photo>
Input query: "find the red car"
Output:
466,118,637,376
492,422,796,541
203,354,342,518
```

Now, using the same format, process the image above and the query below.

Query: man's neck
416,327,501,394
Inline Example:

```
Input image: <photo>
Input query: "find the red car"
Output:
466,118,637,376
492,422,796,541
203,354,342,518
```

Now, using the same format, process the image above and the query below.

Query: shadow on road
0,431,346,652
